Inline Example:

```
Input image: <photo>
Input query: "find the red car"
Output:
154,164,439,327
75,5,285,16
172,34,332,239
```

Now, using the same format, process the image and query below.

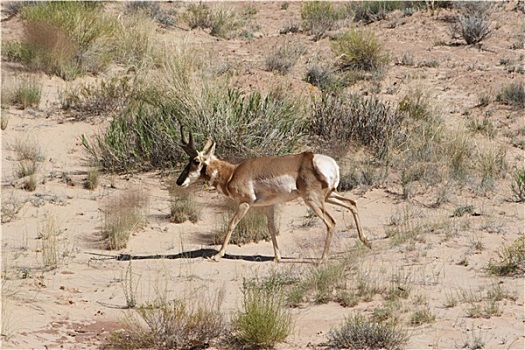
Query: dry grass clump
232,278,293,348
168,182,201,224
300,1,347,41
61,76,133,120
286,262,349,306
327,313,408,350
83,47,305,172
83,167,99,190
510,168,525,202
265,40,306,74
39,215,63,269
487,236,525,276
450,1,492,45
103,189,149,250
1,77,42,109
330,28,390,73
1,192,26,223
496,81,525,107
310,92,405,159
214,200,269,245
183,3,244,39
108,296,227,350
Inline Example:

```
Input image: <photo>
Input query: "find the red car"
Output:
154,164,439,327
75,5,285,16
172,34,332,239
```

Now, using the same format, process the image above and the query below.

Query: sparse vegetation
1,77,42,109
1,192,26,223
310,92,405,159
168,183,201,224
301,1,347,41
510,168,525,202
184,3,243,39
330,28,390,73
233,278,293,348
349,1,405,24
108,294,227,349
215,201,269,245
265,41,306,74
496,81,525,107
84,167,99,190
60,76,133,120
39,215,62,269
328,313,409,350
103,190,149,250
487,236,525,276
451,2,492,45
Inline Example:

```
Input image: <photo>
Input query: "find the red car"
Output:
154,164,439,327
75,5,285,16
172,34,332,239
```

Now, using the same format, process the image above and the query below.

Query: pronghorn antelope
176,127,371,263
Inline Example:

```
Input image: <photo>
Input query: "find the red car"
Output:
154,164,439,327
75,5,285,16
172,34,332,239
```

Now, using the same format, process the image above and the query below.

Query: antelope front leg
213,202,250,262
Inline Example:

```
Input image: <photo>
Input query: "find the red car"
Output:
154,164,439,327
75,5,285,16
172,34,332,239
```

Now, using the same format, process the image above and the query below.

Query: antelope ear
202,139,216,158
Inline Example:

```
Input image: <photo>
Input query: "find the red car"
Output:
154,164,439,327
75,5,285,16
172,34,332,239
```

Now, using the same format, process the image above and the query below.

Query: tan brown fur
177,131,371,263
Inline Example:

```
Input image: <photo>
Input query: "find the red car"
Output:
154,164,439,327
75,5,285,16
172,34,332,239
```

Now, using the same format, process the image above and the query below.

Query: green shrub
328,314,408,350
2,77,42,109
487,236,525,276
331,28,390,73
511,169,525,202
265,41,306,74
126,1,175,27
349,1,405,24
233,279,293,348
184,3,242,38
15,2,115,79
301,1,347,40
496,81,525,107
310,92,405,159
60,76,133,119
108,298,226,349
84,168,99,190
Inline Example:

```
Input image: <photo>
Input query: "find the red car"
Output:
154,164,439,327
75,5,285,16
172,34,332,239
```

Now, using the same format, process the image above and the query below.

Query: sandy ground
1,2,524,349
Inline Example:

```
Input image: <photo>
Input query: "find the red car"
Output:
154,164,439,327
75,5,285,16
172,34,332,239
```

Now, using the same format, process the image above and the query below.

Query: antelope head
176,126,216,188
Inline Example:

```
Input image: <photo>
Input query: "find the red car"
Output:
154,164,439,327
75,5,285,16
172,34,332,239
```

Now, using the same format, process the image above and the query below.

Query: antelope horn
179,125,198,157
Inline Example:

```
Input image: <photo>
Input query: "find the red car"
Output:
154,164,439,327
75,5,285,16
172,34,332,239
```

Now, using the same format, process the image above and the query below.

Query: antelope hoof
273,256,282,263
363,240,372,249
212,253,223,262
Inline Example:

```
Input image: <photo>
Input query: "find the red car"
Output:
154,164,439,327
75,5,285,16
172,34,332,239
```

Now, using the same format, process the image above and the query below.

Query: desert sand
1,2,523,349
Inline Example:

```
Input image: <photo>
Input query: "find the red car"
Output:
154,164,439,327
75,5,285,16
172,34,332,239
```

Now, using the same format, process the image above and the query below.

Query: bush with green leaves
496,81,525,107
511,169,525,202
2,2,158,80
126,1,175,27
310,92,405,159
84,86,305,172
265,41,306,74
184,3,242,39
1,78,42,109
487,236,525,276
451,2,492,45
233,278,293,348
7,2,115,79
108,298,226,350
328,313,408,350
61,76,133,119
349,1,406,24
301,1,347,41
330,28,390,73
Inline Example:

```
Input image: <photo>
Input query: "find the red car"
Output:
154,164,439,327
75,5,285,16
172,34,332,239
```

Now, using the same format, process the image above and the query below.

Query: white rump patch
313,154,340,190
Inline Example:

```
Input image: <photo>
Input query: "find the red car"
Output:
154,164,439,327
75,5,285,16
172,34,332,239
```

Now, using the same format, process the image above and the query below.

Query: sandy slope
2,2,524,349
